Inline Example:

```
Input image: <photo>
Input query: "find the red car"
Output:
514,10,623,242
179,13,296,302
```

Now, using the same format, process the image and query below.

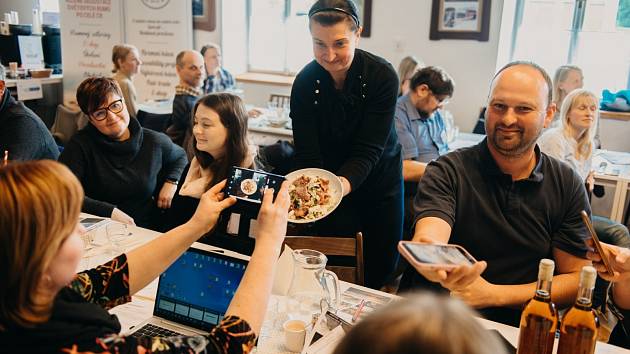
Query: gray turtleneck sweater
58,117,187,229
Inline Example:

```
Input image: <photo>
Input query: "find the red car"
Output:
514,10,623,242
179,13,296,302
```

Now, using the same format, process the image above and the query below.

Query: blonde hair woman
539,89,630,248
333,293,508,354
553,65,583,109
540,89,597,183
397,55,423,96
112,44,142,118
0,160,290,353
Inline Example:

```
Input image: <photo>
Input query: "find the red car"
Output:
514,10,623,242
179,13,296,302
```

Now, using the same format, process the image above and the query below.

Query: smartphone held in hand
398,241,477,270
225,166,285,203
580,210,615,277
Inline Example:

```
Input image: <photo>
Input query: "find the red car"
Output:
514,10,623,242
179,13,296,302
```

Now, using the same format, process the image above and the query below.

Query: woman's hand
111,207,135,225
188,180,237,235
339,176,352,197
255,181,290,251
157,182,178,209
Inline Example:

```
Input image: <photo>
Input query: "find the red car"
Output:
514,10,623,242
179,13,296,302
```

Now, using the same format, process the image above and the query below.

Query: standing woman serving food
290,0,403,289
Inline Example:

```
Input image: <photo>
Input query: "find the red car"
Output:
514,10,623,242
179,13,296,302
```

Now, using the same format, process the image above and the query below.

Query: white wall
193,0,222,51
359,0,504,132
0,0,38,25
198,0,505,132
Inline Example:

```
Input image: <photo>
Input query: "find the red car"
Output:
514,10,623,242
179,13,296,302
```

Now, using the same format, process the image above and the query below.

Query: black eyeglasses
90,99,124,121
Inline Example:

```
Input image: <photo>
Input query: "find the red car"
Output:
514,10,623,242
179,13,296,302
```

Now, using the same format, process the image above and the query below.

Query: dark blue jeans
593,215,630,248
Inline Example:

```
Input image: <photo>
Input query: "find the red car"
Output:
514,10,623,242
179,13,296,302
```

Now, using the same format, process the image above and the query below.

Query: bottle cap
580,266,597,289
538,258,555,282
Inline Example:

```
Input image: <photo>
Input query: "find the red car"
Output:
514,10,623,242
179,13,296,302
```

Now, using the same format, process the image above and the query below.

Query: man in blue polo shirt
394,66,454,239
400,61,592,327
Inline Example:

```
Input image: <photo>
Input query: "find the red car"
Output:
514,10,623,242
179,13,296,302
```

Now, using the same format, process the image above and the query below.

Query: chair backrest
137,109,172,133
283,232,364,285
51,104,89,144
269,94,291,108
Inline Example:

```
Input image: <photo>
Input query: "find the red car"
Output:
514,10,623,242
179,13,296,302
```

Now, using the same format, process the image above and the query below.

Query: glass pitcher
287,249,340,318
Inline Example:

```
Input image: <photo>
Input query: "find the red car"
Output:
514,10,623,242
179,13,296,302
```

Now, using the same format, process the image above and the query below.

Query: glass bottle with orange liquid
557,265,599,354
516,259,558,354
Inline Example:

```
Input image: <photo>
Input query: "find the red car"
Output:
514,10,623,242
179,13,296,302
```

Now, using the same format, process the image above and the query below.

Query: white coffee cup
283,319,307,352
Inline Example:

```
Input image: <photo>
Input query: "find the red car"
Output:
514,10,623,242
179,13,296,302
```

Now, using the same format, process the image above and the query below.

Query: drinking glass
106,223,131,257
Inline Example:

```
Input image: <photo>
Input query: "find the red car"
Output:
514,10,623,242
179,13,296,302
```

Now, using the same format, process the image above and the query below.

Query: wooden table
593,151,630,223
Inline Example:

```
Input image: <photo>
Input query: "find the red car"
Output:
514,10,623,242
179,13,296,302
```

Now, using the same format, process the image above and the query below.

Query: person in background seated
201,43,235,94
400,61,592,327
0,73,59,161
111,44,142,119
59,77,187,229
0,160,290,353
588,241,630,348
333,293,508,354
394,66,453,240
167,50,205,154
553,65,604,191
396,55,423,96
539,89,630,249
551,65,583,127
164,93,263,251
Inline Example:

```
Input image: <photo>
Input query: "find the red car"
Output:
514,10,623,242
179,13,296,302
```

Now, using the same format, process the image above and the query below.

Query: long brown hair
0,161,83,330
191,93,250,188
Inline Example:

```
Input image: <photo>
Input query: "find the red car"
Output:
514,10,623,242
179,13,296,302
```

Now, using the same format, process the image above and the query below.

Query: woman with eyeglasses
58,77,187,229
289,0,403,289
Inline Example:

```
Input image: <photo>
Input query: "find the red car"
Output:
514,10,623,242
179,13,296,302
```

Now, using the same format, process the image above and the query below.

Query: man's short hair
175,51,188,68
409,66,455,97
200,43,221,57
492,61,553,105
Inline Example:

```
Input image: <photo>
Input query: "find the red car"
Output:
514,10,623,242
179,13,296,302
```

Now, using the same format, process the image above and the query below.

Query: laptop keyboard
131,323,185,338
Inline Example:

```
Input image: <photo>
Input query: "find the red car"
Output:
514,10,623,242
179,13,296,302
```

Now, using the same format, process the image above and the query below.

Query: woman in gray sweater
59,77,187,229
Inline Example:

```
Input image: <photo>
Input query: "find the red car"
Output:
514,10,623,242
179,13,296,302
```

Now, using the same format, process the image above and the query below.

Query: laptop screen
153,248,248,332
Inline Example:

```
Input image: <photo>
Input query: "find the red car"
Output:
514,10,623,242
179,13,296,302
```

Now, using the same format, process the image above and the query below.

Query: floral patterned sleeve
93,315,256,354
69,253,132,310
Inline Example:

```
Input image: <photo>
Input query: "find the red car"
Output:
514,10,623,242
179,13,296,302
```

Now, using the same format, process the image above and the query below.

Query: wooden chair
283,232,364,285
269,93,291,108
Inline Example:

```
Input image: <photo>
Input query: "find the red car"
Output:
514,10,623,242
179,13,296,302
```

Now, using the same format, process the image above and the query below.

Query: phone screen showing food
225,167,285,203
403,243,475,266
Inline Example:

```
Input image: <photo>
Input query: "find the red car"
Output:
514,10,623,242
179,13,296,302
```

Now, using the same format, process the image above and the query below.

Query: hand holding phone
398,241,486,290
398,241,477,270
581,210,615,277
225,166,285,203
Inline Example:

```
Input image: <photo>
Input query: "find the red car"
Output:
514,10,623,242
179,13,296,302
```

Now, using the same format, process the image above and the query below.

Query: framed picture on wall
193,0,216,32
354,0,373,37
429,0,491,41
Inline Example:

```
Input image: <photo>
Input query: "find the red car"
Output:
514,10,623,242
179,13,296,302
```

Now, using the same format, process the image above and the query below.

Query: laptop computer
128,243,249,337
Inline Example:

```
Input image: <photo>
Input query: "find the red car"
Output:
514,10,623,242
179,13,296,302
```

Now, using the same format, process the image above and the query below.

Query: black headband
308,7,360,27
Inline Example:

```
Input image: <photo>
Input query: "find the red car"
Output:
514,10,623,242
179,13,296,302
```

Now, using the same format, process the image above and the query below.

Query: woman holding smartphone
290,0,403,288
0,160,290,353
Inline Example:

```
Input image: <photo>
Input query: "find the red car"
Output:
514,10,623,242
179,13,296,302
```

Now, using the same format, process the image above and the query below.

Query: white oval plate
285,168,343,224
